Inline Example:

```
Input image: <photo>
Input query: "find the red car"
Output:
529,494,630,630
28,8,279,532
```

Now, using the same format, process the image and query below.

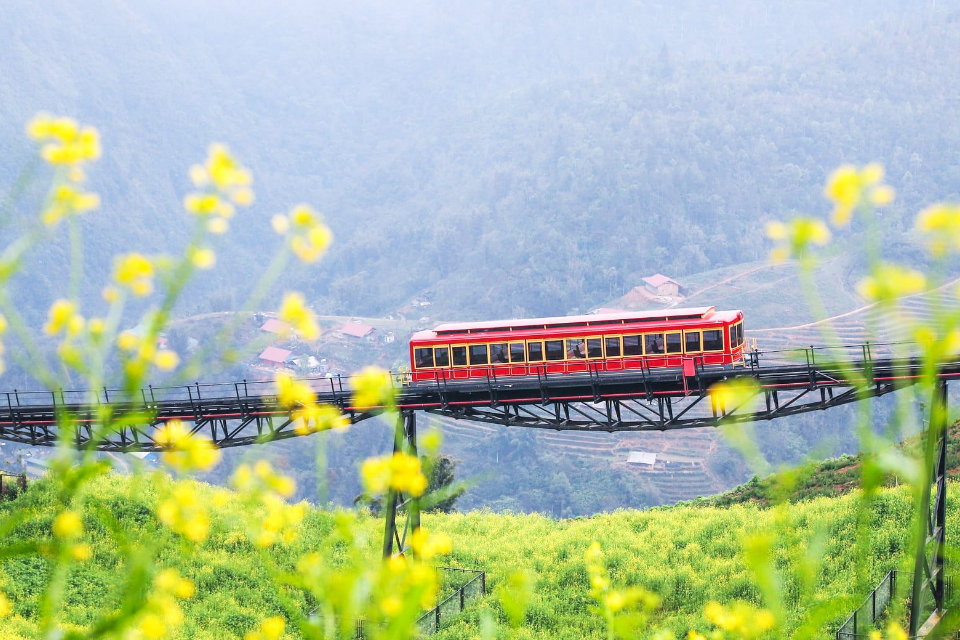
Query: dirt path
674,261,798,308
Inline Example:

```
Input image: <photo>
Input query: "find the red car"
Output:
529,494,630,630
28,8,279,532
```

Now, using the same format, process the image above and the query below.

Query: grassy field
0,470,931,639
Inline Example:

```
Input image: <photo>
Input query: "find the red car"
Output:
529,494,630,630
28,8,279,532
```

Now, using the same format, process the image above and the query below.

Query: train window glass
587,338,603,358
730,326,736,350
566,338,586,359
528,341,544,362
452,346,467,366
434,347,450,367
545,340,565,361
645,333,665,354
623,335,642,356
415,348,434,368
469,344,488,365
490,343,509,364
685,331,702,353
703,330,723,351
666,332,682,354
737,323,744,347
605,336,622,357
510,343,526,363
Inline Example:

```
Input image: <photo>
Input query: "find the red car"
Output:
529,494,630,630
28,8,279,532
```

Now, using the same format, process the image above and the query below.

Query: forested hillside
1,0,959,325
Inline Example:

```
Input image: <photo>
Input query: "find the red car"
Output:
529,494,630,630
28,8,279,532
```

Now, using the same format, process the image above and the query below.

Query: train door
450,344,470,380
604,335,623,371
664,331,683,367
508,341,527,376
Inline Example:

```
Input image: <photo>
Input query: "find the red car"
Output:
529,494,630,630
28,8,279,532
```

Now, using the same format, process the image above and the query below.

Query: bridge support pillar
910,379,948,636
382,409,420,559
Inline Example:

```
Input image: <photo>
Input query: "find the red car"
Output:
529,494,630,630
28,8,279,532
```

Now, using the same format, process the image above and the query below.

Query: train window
566,338,586,359
415,348,434,368
645,333,665,354
685,331,702,353
545,340,565,361
605,336,622,357
729,326,736,349
434,347,450,367
666,332,682,354
623,335,642,356
528,341,544,362
737,323,744,347
703,330,723,351
587,338,603,358
510,343,526,363
706,330,724,351
490,343,509,364
452,345,468,366
469,344,489,365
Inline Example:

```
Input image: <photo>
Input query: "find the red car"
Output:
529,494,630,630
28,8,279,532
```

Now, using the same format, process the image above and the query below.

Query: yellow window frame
468,343,490,366
433,345,451,367
603,335,623,358
526,339,545,362
642,331,665,356
665,331,683,354
450,344,470,367
683,330,702,354
584,335,604,359
702,328,725,353
508,341,527,363
622,333,644,357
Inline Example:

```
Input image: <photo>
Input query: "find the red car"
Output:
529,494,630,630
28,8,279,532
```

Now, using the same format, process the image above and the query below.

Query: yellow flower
0,593,11,617
275,371,315,408
351,366,396,410
687,632,706,640
114,253,155,296
154,420,221,472
765,217,830,262
139,613,167,640
44,299,83,336
53,510,83,540
155,350,180,371
70,543,92,561
260,617,285,640
158,483,211,543
278,292,320,340
189,247,216,270
207,217,229,234
380,594,403,616
361,451,428,496
856,263,926,303
271,214,290,235
915,203,960,255
117,331,139,351
276,204,333,262
824,162,894,226
703,601,776,638
409,528,452,559
709,378,760,411
41,183,100,227
27,114,101,166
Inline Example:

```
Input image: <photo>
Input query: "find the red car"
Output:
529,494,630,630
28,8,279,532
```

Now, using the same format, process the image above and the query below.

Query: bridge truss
0,345,954,631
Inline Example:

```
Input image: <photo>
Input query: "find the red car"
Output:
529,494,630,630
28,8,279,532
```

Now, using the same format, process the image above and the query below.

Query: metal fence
416,567,486,636
836,570,897,639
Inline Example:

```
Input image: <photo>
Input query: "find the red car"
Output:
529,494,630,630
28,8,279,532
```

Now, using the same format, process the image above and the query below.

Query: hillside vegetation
0,472,930,639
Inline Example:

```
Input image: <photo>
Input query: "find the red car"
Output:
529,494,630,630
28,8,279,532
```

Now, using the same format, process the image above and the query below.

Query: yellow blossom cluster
41,183,100,227
408,528,452,560
274,371,349,435
132,569,195,640
27,113,101,165
709,378,760,412
702,601,776,639
915,203,960,256
157,483,211,543
271,204,333,263
380,553,440,612
154,420,221,472
869,622,909,640
52,509,84,540
231,460,306,547
0,593,10,618
765,217,831,263
351,366,396,410
278,292,320,341
26,113,102,227
116,330,182,377
361,451,428,497
183,144,254,237
584,541,660,635
44,299,84,337
244,616,286,640
856,263,926,303
824,163,895,226
113,253,155,297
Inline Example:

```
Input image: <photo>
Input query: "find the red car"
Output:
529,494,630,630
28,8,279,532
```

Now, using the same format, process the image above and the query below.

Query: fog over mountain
2,0,958,323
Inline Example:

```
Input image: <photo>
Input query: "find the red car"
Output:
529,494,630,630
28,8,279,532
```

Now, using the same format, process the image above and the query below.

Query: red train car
408,306,745,383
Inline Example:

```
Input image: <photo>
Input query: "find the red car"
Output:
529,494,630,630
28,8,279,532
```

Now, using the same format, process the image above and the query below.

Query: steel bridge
0,343,953,635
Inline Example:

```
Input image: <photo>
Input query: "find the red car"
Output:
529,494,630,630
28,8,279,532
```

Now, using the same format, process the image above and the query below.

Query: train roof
412,307,741,340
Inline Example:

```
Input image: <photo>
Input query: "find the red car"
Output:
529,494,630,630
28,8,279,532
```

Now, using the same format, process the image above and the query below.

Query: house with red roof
340,322,376,340
258,346,293,366
642,274,681,297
